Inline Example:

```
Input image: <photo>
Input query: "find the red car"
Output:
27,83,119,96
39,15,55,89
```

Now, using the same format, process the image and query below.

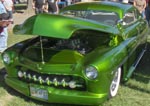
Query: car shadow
0,68,85,106
124,43,150,94
134,43,150,83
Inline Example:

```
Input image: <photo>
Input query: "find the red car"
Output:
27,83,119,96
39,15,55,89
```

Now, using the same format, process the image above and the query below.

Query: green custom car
1,1,149,105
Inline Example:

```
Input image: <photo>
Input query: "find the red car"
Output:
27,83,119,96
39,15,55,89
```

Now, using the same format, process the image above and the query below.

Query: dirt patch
8,10,35,31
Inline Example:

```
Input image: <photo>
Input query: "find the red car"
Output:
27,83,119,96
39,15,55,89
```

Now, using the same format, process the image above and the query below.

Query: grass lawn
0,31,150,106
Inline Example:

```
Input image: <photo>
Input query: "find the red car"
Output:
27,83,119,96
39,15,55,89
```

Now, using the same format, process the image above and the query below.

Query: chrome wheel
110,67,121,97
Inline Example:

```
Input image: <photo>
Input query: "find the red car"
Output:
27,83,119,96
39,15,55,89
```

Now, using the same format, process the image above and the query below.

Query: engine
54,38,91,54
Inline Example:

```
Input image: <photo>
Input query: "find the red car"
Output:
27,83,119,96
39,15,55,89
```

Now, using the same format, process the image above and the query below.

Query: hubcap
110,67,121,97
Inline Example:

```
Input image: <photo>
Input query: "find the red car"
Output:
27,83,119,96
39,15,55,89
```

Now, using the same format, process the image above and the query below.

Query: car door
121,9,148,72
133,9,148,43
121,10,140,39
121,9,147,41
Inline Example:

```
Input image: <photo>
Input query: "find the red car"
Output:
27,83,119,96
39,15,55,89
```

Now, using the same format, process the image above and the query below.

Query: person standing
47,0,59,14
145,0,150,25
0,13,10,33
32,0,47,14
0,0,11,53
2,0,14,23
133,0,146,18
67,0,72,5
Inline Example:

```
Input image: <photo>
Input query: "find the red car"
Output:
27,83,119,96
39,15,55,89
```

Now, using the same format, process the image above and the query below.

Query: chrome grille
17,69,86,90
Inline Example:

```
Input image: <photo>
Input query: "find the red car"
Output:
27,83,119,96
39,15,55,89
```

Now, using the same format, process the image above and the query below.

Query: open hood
13,14,119,39
23,47,84,64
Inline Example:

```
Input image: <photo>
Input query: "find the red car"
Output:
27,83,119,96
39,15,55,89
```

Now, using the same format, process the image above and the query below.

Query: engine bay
25,32,111,55
21,31,111,62
35,36,92,55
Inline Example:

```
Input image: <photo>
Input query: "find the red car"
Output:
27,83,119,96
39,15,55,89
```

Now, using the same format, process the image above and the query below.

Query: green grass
0,31,150,106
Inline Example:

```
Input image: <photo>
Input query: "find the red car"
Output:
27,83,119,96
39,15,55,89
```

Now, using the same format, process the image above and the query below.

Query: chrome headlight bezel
2,53,11,64
85,66,98,80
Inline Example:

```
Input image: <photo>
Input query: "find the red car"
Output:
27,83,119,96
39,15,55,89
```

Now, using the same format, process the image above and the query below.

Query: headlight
85,66,98,80
2,53,11,64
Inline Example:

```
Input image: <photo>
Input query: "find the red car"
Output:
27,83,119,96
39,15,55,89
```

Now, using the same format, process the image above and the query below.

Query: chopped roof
60,1,133,18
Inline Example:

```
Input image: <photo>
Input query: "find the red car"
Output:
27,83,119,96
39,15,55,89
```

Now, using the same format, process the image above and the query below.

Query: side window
123,11,136,25
134,9,142,19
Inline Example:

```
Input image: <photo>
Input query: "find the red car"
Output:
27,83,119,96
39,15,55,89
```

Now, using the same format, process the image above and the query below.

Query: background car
1,1,149,105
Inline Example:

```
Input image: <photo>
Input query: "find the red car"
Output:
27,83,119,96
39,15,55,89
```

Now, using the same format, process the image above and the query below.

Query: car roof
60,1,133,18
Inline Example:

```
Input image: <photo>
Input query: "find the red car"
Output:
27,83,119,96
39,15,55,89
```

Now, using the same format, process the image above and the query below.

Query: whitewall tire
109,67,121,97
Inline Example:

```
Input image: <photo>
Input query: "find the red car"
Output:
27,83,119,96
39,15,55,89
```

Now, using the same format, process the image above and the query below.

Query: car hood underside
23,47,84,64
13,14,119,39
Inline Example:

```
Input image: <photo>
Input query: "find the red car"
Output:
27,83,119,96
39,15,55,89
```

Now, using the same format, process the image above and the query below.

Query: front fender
84,37,137,93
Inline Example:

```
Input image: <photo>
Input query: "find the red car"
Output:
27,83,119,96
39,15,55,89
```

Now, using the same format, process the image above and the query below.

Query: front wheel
109,67,121,97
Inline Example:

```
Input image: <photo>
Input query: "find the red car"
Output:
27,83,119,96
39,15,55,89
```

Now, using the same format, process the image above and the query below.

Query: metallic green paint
13,13,119,38
2,1,149,105
5,77,108,105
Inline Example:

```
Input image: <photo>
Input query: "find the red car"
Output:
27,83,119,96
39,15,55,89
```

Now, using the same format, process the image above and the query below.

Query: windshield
61,10,119,26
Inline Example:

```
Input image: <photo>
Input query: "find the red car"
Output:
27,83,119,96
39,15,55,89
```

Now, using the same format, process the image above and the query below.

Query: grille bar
17,70,86,90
